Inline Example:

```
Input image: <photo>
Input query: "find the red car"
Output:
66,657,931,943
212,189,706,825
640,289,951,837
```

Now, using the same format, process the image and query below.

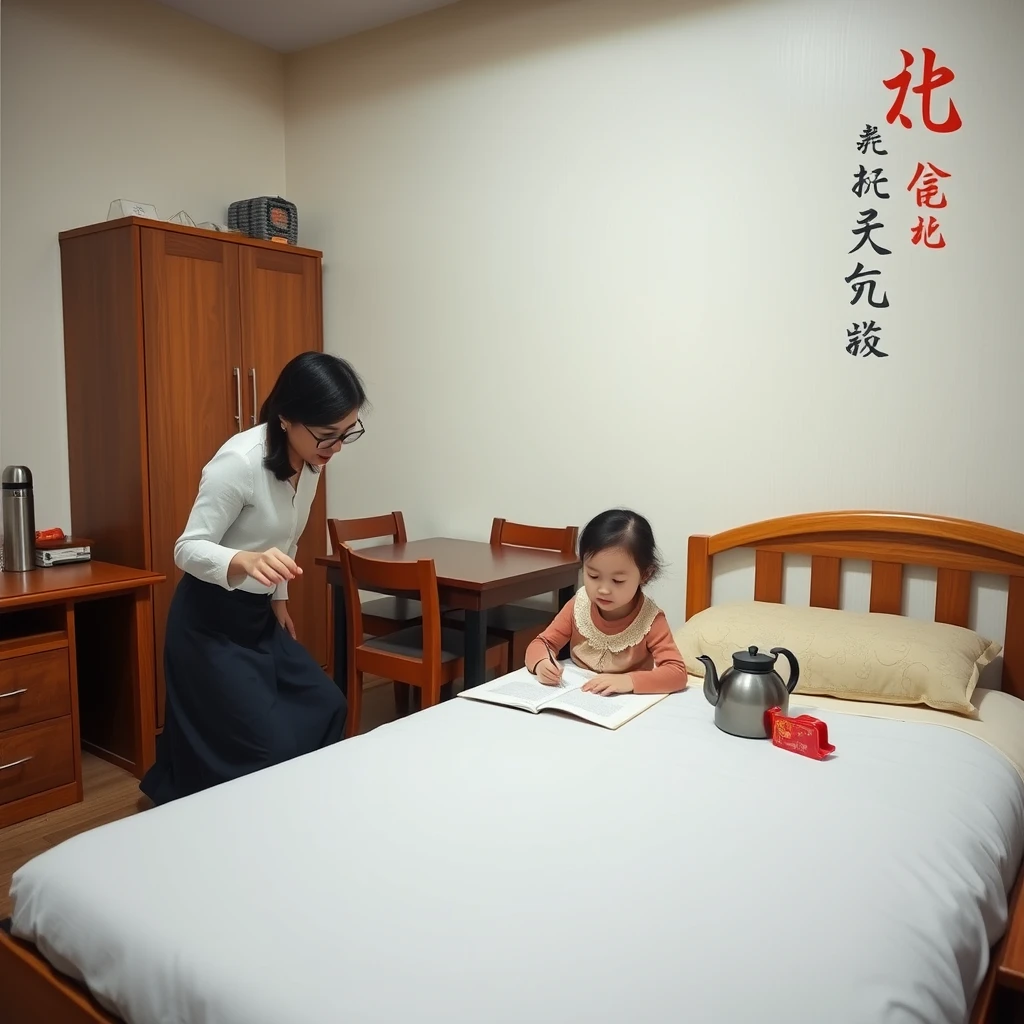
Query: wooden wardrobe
58,217,330,733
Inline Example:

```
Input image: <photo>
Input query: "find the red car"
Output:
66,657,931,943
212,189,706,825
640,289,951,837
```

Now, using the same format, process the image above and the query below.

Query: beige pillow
673,601,1001,715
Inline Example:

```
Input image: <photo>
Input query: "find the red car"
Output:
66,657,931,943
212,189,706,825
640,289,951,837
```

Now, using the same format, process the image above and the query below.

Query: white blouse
174,424,321,601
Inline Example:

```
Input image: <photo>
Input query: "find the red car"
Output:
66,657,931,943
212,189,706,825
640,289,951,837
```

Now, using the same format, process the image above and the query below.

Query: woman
140,351,367,805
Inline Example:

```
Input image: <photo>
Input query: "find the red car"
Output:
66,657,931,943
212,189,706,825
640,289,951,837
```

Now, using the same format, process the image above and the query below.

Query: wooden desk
317,538,580,694
0,561,164,828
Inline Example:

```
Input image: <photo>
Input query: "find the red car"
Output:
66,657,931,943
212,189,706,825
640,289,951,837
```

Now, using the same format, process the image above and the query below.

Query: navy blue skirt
140,573,346,805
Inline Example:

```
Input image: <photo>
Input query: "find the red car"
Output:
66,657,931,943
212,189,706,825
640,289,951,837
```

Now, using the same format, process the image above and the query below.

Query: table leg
331,583,356,739
557,584,575,661
133,589,157,777
463,609,488,689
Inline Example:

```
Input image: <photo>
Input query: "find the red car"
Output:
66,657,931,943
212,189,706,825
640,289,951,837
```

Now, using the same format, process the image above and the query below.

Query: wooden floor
0,679,400,919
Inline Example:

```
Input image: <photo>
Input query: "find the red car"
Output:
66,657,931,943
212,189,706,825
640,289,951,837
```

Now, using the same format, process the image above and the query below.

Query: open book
457,662,669,730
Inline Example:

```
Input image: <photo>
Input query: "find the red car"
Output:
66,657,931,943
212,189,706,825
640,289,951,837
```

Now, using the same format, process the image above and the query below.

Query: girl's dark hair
579,508,663,585
259,351,368,480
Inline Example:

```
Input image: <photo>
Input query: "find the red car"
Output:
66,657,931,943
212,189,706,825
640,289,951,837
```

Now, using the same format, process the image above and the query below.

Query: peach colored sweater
524,588,688,695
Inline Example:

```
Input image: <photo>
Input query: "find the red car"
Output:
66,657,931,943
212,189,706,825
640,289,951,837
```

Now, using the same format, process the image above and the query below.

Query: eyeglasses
304,419,365,450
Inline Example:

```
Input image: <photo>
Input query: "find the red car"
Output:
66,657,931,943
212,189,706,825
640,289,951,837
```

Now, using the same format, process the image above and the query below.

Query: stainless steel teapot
698,645,800,739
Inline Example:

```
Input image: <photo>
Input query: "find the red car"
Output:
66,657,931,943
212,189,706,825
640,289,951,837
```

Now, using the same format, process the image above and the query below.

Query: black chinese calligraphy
846,320,889,357
845,125,892,360
850,209,892,257
857,124,888,156
844,263,890,308
852,166,890,200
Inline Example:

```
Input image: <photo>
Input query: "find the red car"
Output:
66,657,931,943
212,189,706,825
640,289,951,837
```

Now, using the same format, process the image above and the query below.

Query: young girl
525,509,687,696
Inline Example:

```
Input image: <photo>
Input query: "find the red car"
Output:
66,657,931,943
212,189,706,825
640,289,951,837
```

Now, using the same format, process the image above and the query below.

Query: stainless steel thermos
2,465,36,573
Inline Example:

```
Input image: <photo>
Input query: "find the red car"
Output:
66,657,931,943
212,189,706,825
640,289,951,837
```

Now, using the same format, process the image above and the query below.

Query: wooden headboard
685,511,1024,700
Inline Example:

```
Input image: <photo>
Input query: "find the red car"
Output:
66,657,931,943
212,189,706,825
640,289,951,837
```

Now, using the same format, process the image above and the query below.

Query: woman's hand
582,673,634,696
536,659,564,686
231,547,302,587
272,600,297,639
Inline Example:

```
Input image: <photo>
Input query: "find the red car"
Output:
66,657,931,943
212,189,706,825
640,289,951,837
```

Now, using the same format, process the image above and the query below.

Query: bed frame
686,510,1024,1023
686,510,1024,700
3,509,1024,1023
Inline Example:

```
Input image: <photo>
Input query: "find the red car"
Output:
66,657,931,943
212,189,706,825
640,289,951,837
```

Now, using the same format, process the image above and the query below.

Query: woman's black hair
259,351,368,481
578,508,664,585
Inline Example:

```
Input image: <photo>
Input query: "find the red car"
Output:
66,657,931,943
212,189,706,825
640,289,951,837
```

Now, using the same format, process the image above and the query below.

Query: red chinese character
883,48,962,133
907,162,950,208
911,215,945,249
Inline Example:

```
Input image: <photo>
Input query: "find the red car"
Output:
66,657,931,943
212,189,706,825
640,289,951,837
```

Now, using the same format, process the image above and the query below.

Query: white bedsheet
10,687,1024,1024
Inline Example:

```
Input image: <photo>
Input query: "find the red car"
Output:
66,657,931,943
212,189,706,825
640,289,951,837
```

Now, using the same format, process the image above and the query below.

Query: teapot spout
697,655,720,706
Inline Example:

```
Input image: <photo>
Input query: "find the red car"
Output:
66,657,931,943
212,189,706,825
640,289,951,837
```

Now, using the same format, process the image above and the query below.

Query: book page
544,686,669,730
456,662,667,728
485,675,565,711
557,662,597,689
456,663,591,713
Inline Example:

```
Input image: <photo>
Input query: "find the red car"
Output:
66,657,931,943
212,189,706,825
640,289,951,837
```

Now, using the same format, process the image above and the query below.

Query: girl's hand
273,600,297,639
536,659,563,686
582,673,634,696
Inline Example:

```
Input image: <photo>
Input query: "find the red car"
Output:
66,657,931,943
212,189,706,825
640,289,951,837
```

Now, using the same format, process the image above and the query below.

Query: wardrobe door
140,228,244,726
238,245,328,667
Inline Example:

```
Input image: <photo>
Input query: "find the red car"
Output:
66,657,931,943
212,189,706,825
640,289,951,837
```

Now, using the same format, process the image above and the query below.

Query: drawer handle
0,688,28,699
0,756,31,772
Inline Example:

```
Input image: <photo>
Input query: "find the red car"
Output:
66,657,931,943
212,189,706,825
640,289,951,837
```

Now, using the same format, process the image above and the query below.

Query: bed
4,509,1024,1024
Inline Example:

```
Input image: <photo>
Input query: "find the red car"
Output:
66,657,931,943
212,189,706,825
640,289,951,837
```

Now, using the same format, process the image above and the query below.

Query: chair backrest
328,511,407,554
338,544,442,686
490,518,578,556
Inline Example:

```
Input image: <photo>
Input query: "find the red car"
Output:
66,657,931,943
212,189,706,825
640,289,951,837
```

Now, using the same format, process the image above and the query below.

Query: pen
543,642,564,687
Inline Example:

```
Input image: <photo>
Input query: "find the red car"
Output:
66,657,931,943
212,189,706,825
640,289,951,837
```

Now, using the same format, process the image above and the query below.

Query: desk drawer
0,716,75,806
0,646,71,732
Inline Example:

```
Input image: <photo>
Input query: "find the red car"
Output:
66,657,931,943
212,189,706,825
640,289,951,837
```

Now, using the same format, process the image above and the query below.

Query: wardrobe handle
0,756,31,772
0,688,28,700
249,368,258,426
233,367,242,429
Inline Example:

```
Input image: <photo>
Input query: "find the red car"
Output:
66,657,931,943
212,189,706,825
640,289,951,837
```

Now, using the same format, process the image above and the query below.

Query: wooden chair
327,512,422,636
444,518,579,673
339,545,508,737
328,512,425,715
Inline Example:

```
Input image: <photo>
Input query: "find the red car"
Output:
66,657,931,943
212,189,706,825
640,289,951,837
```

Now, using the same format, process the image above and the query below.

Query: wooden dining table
316,538,581,695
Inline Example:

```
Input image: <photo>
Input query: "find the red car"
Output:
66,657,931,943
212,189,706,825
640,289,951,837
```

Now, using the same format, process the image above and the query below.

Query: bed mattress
10,685,1024,1024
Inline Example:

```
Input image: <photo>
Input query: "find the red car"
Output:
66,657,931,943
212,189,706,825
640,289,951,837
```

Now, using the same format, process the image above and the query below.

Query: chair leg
394,682,411,717
486,641,510,681
512,628,544,673
346,671,364,739
422,678,442,710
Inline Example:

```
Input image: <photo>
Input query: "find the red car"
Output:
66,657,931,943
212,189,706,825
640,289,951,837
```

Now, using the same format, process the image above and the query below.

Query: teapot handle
770,647,800,693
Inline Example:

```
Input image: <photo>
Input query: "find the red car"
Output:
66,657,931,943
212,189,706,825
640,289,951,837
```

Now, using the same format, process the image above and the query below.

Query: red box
765,706,835,760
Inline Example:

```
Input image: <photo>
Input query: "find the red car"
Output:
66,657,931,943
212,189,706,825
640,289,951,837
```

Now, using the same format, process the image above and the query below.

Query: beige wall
2,0,1022,640
0,0,286,526
284,0,1023,635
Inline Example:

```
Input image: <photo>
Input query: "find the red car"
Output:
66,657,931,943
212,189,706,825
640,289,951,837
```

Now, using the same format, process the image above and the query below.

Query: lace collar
573,587,660,654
